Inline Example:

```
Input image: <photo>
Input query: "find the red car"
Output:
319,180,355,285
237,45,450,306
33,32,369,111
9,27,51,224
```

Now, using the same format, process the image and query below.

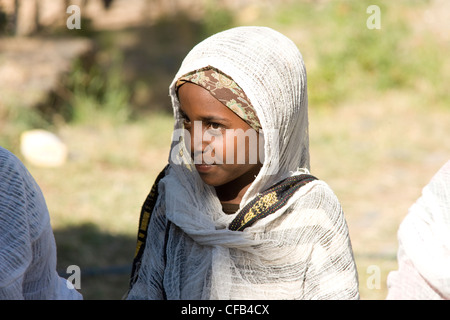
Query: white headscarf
127,26,359,300
387,160,450,299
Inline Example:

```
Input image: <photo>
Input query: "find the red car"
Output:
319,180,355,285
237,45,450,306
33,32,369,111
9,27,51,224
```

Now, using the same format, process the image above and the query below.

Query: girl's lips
195,163,215,173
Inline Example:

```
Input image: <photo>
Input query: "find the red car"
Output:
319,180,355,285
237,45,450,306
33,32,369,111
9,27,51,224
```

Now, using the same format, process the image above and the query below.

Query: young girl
127,26,359,300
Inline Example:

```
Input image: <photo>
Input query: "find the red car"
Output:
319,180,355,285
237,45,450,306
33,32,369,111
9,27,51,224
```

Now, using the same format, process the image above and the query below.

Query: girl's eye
210,122,221,130
207,122,224,133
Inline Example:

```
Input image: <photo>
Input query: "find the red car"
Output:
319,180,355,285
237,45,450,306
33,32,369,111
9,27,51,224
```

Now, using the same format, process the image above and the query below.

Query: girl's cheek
223,130,257,165
219,134,233,165
214,135,226,164
203,132,225,164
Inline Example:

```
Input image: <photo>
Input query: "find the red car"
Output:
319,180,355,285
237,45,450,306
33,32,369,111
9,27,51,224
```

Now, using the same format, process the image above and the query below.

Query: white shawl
127,26,359,300
387,160,450,299
0,147,82,300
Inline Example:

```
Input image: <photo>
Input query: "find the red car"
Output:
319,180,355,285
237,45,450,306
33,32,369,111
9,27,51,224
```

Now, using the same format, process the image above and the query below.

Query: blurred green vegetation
62,54,132,125
270,0,449,109
56,5,236,125
3,0,447,143
3,0,447,136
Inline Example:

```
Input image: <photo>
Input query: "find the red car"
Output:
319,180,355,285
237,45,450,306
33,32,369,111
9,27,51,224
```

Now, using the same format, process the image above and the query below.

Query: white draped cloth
387,160,450,300
0,147,82,300
127,26,359,300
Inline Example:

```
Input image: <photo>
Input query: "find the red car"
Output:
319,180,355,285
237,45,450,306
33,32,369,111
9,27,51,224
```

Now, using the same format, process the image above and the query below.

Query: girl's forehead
178,83,235,119
178,82,219,106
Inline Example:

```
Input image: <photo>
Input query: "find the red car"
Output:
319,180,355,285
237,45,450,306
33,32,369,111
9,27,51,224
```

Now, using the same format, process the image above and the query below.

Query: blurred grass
1,0,449,299
266,0,449,109
63,54,132,125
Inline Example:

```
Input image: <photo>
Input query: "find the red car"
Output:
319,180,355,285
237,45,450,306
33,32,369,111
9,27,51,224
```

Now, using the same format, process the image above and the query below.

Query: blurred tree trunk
15,0,38,36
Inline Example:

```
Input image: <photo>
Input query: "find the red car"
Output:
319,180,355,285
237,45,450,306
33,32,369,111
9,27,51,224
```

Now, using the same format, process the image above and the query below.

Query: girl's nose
189,121,206,161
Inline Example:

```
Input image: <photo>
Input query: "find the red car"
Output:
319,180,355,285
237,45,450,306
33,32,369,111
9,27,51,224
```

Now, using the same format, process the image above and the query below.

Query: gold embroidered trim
240,191,278,228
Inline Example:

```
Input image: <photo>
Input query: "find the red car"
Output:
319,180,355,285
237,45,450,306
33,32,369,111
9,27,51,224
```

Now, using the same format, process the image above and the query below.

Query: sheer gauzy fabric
127,27,359,300
0,147,82,300
387,160,450,300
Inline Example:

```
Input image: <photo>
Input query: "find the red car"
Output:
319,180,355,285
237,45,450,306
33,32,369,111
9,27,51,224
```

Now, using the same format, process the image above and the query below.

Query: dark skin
177,83,262,206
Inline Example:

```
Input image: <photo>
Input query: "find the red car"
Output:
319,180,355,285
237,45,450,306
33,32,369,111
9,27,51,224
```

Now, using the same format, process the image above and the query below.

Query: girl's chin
195,165,225,186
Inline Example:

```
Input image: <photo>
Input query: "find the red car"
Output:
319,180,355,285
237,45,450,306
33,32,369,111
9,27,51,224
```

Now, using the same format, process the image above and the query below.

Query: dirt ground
308,91,450,299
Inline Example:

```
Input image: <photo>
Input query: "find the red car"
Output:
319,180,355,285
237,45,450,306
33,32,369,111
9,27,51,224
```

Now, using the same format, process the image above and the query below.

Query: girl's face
178,82,262,195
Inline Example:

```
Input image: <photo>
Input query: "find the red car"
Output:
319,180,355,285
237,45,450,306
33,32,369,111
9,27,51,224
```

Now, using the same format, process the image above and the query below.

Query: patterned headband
175,66,261,131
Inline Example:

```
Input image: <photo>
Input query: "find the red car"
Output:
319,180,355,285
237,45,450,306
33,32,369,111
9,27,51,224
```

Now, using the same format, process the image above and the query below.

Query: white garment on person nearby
387,160,450,300
0,147,82,300
127,26,359,300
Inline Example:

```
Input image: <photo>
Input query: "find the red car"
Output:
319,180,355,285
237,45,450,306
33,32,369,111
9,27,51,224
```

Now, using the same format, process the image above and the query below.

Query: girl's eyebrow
179,108,231,124
201,115,231,124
